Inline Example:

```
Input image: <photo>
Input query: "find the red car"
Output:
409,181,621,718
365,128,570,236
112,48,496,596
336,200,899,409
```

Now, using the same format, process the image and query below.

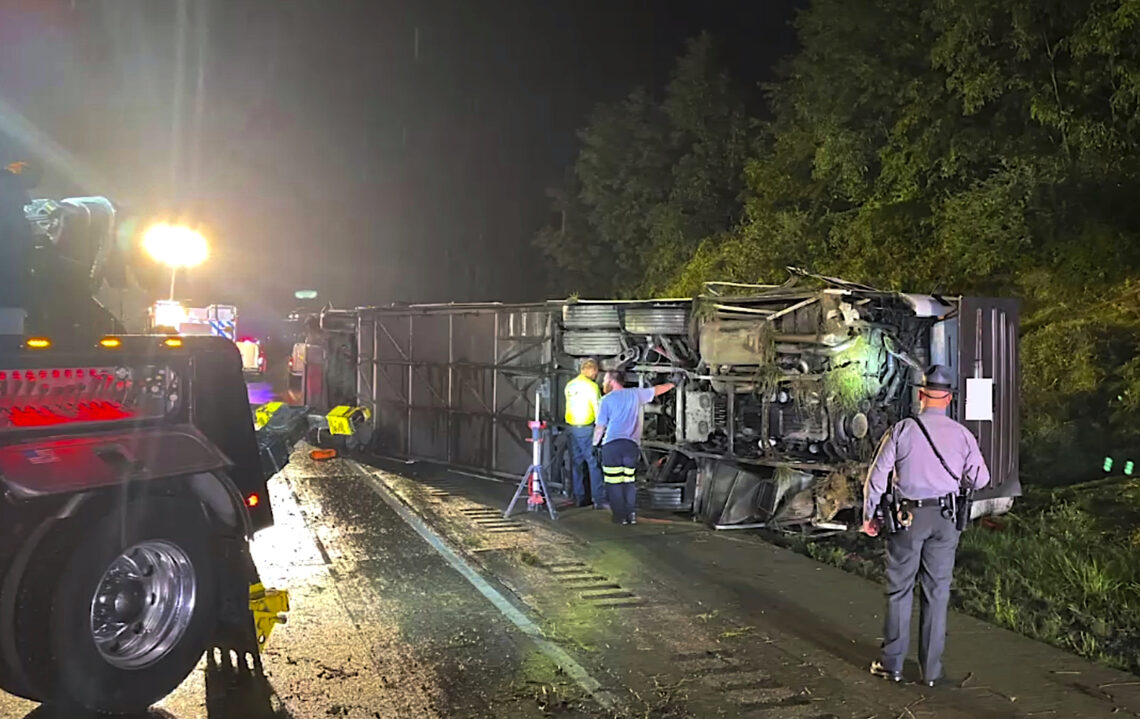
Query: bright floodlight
152,300,187,331
142,223,209,269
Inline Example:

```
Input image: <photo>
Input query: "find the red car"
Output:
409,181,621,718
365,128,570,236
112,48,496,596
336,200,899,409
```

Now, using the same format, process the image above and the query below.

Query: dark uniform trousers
600,439,638,523
882,506,960,680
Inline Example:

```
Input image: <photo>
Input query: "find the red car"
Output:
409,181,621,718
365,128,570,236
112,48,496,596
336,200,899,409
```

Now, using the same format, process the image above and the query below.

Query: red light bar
6,401,133,427
0,365,177,431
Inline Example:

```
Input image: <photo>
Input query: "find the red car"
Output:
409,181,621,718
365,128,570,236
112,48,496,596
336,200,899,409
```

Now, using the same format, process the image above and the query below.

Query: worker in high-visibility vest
564,358,606,508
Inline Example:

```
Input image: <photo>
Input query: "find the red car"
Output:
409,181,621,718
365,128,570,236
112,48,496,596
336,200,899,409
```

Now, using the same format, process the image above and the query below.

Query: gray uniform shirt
863,409,991,519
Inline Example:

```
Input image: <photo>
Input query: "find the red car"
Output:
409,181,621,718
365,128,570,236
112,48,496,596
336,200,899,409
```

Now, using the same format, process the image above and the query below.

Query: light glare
152,300,188,331
143,223,209,269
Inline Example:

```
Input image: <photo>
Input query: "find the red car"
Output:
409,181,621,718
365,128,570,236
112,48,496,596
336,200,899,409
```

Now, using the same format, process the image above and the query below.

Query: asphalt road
0,455,608,719
3,365,1133,718
0,442,1076,719
0,446,984,719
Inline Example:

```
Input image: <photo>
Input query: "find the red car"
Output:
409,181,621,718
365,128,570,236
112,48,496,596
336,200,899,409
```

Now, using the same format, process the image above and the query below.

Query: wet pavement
246,360,302,407
0,453,599,719
4,447,1140,718
372,459,1140,719
362,464,954,719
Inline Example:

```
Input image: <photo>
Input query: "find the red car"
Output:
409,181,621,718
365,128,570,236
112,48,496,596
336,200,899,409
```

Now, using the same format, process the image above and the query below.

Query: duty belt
905,497,947,508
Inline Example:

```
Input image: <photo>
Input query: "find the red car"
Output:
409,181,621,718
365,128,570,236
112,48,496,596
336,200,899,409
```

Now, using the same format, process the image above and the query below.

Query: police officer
861,365,990,686
564,359,606,508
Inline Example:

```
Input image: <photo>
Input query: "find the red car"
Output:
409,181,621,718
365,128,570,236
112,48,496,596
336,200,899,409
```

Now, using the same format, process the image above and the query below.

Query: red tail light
246,493,260,507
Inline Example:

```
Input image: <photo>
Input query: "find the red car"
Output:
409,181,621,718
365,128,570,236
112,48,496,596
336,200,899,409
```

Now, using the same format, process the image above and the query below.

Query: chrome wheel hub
89,540,197,670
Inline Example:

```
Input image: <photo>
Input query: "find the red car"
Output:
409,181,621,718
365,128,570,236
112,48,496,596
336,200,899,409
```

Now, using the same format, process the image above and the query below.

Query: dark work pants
601,440,638,523
605,482,637,523
882,507,960,681
567,425,604,505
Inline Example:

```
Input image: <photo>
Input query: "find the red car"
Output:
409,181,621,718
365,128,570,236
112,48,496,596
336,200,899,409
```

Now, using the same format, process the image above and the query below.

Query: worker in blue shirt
592,371,675,525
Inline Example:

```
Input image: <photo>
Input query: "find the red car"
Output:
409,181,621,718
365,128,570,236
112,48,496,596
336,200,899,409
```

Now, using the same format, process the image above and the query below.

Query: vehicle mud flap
210,535,263,669
205,536,285,716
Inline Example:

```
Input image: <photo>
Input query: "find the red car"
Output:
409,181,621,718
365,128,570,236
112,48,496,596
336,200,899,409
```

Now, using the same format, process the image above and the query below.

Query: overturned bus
316,270,1020,531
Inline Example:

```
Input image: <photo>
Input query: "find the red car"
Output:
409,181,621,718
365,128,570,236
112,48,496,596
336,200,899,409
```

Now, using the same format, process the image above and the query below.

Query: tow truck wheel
48,497,218,714
0,521,56,704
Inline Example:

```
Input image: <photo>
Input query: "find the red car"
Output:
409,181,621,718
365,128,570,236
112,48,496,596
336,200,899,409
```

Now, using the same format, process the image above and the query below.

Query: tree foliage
534,33,754,297
538,1,1140,482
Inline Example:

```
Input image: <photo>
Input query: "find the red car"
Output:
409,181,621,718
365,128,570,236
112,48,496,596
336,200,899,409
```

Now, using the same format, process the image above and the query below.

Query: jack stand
504,392,558,520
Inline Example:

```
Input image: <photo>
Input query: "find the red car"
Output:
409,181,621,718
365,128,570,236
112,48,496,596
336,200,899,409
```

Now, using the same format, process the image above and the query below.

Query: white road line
448,468,511,485
350,462,621,712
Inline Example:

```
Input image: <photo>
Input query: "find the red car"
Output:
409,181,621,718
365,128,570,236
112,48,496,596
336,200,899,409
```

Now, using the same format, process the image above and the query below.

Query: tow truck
0,165,303,713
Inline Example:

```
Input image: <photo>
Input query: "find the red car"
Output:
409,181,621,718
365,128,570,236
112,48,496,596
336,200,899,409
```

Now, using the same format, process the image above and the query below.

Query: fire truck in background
0,166,301,713
148,300,266,378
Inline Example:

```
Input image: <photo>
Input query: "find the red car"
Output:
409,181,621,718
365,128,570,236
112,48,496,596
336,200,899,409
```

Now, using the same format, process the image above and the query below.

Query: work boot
869,660,902,682
922,673,962,689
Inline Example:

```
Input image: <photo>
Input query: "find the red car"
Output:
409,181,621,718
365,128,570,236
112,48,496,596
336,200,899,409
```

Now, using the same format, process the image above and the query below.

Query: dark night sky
0,0,800,329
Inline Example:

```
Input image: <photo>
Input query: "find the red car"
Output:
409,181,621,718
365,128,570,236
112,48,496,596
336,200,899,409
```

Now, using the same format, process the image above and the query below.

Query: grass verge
767,478,1140,674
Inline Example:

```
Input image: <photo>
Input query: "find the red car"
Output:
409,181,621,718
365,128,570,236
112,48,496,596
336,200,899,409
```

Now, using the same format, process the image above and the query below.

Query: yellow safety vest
564,374,601,426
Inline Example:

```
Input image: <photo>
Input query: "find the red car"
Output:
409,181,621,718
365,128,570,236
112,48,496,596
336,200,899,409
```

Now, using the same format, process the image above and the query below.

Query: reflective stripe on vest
564,374,600,426
602,465,636,483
